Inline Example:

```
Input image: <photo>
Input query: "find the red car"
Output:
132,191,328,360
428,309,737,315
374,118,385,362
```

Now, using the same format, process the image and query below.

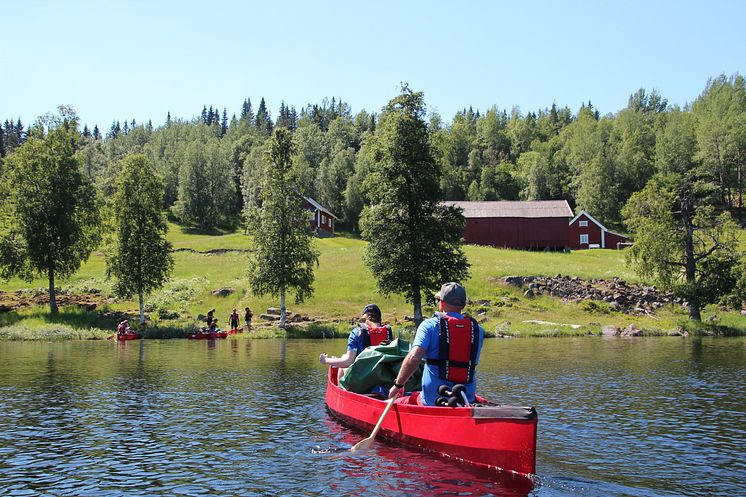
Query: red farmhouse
303,196,338,236
446,200,573,249
569,211,629,249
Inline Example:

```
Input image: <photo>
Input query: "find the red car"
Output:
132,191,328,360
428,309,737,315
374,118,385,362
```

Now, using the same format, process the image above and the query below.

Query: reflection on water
0,337,744,496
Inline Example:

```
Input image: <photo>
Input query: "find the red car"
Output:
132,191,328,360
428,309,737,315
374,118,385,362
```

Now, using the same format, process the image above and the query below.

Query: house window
580,234,589,244
322,215,327,224
579,220,588,227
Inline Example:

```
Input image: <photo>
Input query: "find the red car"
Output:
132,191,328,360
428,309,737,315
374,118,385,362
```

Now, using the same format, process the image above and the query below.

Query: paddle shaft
350,396,396,451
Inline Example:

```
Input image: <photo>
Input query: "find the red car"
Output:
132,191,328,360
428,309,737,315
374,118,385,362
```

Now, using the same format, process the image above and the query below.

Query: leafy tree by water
623,109,742,321
106,154,174,324
246,127,318,328
359,86,469,323
0,107,101,313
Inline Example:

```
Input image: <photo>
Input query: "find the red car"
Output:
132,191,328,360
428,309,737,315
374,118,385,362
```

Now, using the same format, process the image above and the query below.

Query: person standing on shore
388,282,483,405
244,306,253,332
229,308,240,331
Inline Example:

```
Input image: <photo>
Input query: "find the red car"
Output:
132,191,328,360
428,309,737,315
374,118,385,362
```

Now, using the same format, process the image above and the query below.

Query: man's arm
388,345,425,398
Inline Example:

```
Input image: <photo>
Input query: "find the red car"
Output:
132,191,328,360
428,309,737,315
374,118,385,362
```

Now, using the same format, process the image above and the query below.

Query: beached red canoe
325,366,537,477
187,330,228,339
117,332,140,341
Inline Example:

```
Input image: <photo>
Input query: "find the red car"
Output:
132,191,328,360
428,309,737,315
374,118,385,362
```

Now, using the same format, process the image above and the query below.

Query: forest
1,74,745,324
1,74,744,234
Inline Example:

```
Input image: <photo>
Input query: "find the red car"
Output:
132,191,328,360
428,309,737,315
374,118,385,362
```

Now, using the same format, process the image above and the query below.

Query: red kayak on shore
187,329,228,339
324,366,538,477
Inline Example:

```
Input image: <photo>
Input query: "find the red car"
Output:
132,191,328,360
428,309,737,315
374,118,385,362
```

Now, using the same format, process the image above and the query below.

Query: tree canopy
106,153,174,324
246,127,319,327
0,107,101,313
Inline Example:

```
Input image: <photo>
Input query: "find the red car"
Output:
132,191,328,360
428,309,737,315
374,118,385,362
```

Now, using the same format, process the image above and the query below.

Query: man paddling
389,282,484,405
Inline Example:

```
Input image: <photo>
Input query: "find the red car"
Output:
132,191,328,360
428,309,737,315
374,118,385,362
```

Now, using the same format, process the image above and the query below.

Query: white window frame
580,234,589,244
321,214,327,224
579,220,588,227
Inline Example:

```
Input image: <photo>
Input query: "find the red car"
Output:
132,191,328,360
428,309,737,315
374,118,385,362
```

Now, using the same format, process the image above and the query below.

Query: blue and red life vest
361,324,393,348
426,314,480,383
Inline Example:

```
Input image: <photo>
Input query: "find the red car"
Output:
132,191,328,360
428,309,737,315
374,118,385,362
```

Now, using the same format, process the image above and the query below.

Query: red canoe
227,328,242,335
325,366,538,477
187,330,228,339
117,332,140,341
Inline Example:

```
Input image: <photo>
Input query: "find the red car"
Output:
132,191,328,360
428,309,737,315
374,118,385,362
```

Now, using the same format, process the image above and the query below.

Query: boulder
504,276,525,287
601,325,619,336
211,287,236,297
621,324,643,337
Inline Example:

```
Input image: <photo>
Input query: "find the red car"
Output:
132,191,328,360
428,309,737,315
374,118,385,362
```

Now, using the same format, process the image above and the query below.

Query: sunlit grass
1,225,745,339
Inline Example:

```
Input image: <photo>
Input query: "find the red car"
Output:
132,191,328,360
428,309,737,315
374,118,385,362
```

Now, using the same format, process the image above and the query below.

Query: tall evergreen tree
246,127,318,327
359,86,470,323
106,154,174,324
256,98,273,135
0,107,101,313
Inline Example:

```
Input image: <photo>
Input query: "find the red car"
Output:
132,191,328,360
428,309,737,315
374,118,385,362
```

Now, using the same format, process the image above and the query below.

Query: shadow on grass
1,306,120,330
179,225,235,236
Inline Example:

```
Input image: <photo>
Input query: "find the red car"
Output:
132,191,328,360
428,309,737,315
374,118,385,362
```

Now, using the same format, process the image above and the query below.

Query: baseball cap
435,282,467,307
361,303,382,321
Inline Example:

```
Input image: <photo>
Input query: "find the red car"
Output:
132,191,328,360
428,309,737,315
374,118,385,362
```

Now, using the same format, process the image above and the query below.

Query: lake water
0,337,743,496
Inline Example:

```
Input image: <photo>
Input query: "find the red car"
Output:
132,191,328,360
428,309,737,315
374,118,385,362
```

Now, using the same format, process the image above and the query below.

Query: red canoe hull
117,333,140,341
187,331,228,339
325,367,537,477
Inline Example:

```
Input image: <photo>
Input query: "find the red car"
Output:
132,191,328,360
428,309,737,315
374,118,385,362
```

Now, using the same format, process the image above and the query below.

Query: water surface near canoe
0,337,743,496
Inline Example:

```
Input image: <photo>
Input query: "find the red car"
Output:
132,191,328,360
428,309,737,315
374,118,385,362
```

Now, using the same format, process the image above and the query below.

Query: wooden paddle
350,396,396,452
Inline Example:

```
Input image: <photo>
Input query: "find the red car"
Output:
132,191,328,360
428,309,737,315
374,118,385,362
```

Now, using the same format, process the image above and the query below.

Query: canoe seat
471,406,537,420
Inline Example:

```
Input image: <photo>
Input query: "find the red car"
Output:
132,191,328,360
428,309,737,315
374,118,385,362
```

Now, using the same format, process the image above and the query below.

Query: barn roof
446,200,573,219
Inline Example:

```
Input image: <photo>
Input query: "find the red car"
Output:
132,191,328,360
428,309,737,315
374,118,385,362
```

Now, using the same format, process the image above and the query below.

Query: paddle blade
350,396,396,452
350,436,375,452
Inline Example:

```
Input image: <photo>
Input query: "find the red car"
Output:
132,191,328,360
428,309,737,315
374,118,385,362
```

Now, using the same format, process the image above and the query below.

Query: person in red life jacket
229,308,240,331
117,320,130,337
319,303,393,368
388,282,484,406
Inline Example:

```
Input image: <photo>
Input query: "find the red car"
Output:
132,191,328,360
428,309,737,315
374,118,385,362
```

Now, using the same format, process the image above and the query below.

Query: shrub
579,299,617,314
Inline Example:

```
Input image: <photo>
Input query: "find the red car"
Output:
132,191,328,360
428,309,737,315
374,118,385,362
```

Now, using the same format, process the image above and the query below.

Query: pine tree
359,86,469,323
221,108,228,137
256,98,272,135
82,124,90,137
93,124,101,140
241,98,254,125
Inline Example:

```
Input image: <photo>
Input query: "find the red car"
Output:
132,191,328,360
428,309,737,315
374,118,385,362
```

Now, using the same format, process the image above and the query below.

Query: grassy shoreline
1,224,744,340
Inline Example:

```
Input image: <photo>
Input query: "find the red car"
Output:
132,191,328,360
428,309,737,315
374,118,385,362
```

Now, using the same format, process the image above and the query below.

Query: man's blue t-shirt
413,312,484,406
346,326,367,356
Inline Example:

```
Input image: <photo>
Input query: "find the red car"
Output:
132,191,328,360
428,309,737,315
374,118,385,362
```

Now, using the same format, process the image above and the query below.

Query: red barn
446,200,573,249
569,211,629,249
303,196,338,236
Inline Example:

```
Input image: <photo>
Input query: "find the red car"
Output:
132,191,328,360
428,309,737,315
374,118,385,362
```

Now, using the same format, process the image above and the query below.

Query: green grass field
1,223,744,339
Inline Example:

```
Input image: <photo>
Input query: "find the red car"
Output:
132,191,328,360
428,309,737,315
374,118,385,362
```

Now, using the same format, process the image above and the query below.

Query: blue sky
1,0,744,130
